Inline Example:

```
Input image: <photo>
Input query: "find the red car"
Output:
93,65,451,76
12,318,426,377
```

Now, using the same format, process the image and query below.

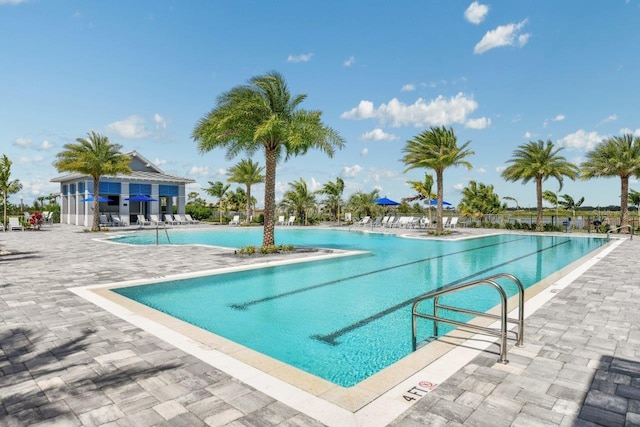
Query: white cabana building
51,151,195,227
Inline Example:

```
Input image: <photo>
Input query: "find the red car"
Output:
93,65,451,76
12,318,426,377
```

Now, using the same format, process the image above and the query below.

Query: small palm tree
558,194,584,228
0,154,23,231
581,134,640,232
458,181,505,220
345,190,380,219
227,159,265,223
402,126,474,232
316,177,345,222
193,71,345,246
53,132,131,231
204,181,230,223
279,178,317,225
501,140,579,232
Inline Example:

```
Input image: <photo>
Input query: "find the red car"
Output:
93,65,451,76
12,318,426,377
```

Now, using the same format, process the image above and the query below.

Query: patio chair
184,214,199,224
229,215,240,226
136,215,151,226
276,215,285,225
111,214,126,226
8,217,24,231
444,217,459,229
149,214,164,226
164,214,178,225
354,216,371,227
287,216,295,226
99,214,113,228
173,214,187,224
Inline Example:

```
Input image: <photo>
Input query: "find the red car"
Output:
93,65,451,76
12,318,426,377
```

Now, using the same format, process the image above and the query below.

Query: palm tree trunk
436,170,444,232
263,148,277,246
92,177,101,231
536,177,544,231
245,185,252,224
621,175,629,232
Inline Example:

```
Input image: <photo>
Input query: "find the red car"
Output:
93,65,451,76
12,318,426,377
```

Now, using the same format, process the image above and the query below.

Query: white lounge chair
184,214,199,224
110,214,126,226
385,216,397,227
149,214,164,225
8,217,24,231
445,217,459,229
164,214,178,225
229,215,240,226
137,215,151,226
276,215,285,225
173,214,187,224
287,216,295,226
355,216,371,227
99,214,113,228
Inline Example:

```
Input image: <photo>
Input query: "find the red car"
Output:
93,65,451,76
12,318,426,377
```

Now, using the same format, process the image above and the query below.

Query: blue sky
2,1,640,209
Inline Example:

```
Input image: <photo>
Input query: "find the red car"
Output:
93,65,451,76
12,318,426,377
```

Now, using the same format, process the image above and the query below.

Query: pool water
112,229,606,387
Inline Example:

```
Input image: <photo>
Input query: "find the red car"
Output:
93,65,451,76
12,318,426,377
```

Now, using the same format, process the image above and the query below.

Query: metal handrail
411,273,524,364
606,225,633,240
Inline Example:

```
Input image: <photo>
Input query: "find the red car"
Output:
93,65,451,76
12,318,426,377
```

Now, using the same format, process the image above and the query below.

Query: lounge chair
287,216,295,226
184,214,199,224
173,214,187,224
276,215,285,225
371,216,382,227
108,214,125,226
385,216,397,227
445,217,459,229
149,214,164,225
229,215,240,226
419,217,431,228
8,217,24,231
42,211,53,226
164,214,178,225
355,216,371,227
99,214,113,228
137,215,151,226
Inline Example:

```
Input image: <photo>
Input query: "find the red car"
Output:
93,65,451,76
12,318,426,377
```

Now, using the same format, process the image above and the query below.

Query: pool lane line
311,238,572,346
228,236,529,311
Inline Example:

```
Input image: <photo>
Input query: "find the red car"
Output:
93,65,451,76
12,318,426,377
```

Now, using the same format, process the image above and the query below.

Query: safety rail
411,273,524,364
606,225,633,240
155,223,171,245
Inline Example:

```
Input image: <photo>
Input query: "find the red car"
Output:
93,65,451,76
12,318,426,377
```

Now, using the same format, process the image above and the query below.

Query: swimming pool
111,228,607,387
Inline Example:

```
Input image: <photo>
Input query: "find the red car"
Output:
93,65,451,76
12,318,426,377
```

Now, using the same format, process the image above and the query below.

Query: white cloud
401,84,416,92
188,165,210,177
465,117,491,129
496,165,506,172
309,177,322,192
524,131,533,138
38,140,54,150
361,128,398,141
553,114,565,122
619,127,640,137
596,114,617,127
477,167,487,173
343,56,355,67
558,129,607,150
153,157,167,166
361,148,368,156
13,137,31,148
106,115,150,139
341,93,479,127
464,1,489,24
453,183,465,191
287,53,314,63
342,164,363,178
474,19,530,54
154,113,167,129
0,0,28,4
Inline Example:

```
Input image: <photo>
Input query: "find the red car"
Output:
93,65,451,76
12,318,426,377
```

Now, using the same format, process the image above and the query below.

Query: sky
2,0,640,209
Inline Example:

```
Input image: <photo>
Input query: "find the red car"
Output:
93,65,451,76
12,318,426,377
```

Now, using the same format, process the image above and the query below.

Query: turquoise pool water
112,229,606,387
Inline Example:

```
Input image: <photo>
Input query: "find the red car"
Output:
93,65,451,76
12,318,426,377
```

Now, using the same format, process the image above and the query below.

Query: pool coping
68,235,621,427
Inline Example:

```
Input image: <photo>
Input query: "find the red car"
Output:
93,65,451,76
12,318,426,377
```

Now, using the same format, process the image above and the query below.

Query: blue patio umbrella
82,195,111,202
125,195,158,202
373,197,399,206
427,199,452,206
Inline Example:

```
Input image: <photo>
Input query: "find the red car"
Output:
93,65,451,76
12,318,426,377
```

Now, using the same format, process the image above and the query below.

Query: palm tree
558,194,584,228
629,189,640,229
403,173,436,221
501,140,579,232
316,177,345,223
0,154,23,231
458,181,505,220
401,126,474,232
227,158,265,223
53,132,131,231
279,178,317,225
581,134,640,232
193,71,345,246
204,181,230,223
345,190,380,219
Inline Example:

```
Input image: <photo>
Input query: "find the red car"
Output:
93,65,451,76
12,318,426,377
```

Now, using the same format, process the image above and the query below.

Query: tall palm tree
227,158,265,223
193,71,345,246
581,134,640,232
401,126,474,232
0,154,23,231
204,181,230,223
279,178,317,225
53,132,131,231
316,177,345,222
501,140,579,232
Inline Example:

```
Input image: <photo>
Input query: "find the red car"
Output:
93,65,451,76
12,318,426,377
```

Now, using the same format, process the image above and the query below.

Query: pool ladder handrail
606,225,633,240
411,273,525,364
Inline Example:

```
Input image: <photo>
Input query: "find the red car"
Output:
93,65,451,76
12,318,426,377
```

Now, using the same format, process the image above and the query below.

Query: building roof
50,150,195,184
